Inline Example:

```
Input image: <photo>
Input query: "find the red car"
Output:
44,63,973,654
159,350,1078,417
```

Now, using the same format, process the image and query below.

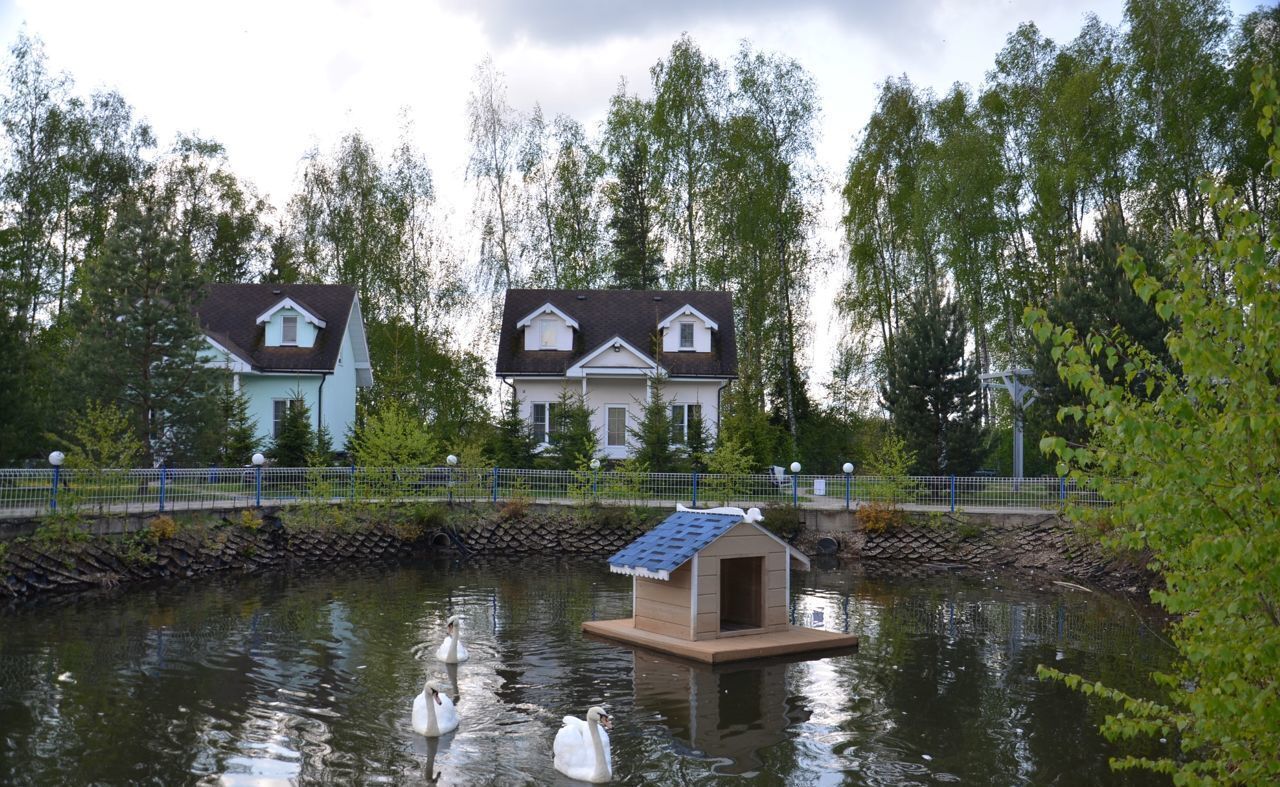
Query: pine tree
880,288,986,475
193,380,260,465
489,392,537,468
270,394,313,467
73,188,220,464
545,391,597,470
629,376,676,472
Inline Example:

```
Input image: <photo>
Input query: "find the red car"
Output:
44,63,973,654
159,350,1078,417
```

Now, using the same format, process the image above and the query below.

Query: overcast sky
0,0,1259,394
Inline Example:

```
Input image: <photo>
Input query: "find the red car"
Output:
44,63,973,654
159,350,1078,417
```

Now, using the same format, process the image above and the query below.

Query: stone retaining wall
0,502,1153,603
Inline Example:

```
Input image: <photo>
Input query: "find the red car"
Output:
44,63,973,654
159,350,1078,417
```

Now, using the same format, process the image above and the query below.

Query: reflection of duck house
582,510,859,663
631,650,795,774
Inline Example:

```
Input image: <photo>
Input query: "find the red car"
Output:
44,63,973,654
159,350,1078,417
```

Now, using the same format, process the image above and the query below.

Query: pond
0,556,1174,785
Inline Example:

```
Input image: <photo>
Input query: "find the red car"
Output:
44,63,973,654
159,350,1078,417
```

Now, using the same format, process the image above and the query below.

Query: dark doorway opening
719,556,764,631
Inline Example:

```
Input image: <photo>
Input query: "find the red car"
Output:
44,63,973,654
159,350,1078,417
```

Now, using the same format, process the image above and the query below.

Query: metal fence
0,466,1107,519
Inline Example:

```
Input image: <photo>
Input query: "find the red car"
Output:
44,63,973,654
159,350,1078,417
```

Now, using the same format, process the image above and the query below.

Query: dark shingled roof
495,289,737,378
196,283,356,372
607,511,744,579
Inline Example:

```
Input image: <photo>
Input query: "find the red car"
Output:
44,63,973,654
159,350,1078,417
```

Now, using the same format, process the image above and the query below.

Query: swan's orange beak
600,714,612,731
433,690,442,706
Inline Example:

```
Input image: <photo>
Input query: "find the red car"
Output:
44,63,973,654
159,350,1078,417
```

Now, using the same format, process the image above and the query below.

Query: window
539,317,557,349
273,398,305,437
606,407,627,447
281,315,298,345
531,402,562,444
679,321,695,350
670,403,702,444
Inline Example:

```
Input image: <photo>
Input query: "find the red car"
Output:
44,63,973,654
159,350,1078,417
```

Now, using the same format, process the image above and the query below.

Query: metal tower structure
980,368,1036,479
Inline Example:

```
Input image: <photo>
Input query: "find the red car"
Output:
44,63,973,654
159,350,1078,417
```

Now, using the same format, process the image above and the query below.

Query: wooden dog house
582,508,859,663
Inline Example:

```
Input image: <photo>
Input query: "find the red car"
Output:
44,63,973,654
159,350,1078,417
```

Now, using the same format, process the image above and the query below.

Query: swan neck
588,719,608,780
424,692,439,735
448,629,459,661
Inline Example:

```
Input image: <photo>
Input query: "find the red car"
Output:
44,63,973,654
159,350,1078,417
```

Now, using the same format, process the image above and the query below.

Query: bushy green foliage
702,434,755,505
60,401,144,470
348,402,438,467
1027,65,1280,785
488,393,537,468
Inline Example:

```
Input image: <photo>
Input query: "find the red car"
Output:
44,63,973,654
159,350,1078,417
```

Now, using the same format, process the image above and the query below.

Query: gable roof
496,289,737,379
608,511,743,580
657,303,718,332
197,283,357,373
566,335,663,377
516,301,580,330
255,296,327,328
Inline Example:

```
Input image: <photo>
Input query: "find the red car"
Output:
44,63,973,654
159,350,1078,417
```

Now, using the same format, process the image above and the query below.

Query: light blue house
197,283,373,453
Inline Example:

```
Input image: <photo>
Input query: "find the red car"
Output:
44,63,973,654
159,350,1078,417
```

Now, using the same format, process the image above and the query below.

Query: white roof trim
203,335,252,373
658,304,718,332
610,564,671,581
516,302,579,330
566,336,664,378
255,297,327,328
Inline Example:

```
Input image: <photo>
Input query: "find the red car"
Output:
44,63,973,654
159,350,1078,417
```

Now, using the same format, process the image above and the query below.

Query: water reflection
632,651,804,775
0,557,1173,785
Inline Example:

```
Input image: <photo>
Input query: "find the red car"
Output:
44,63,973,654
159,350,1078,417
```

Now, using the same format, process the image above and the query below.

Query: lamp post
446,454,457,503
843,462,854,511
789,461,801,507
48,451,64,512
252,452,265,508
590,458,600,500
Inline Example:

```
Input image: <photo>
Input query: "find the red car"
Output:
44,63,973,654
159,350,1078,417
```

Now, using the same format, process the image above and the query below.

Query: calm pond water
0,556,1174,785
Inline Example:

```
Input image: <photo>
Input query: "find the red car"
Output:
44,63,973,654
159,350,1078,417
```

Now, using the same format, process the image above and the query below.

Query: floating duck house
582,509,859,663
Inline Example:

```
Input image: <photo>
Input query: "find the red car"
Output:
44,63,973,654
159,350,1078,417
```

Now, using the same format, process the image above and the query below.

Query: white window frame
670,403,702,444
679,321,695,350
272,398,305,437
605,405,628,448
281,314,298,345
538,317,558,349
531,401,562,445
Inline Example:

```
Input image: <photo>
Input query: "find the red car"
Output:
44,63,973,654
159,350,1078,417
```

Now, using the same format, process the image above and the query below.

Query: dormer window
679,322,694,350
281,315,298,345
539,317,557,349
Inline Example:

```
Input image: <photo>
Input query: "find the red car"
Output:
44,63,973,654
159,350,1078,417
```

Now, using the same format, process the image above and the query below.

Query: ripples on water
0,556,1174,785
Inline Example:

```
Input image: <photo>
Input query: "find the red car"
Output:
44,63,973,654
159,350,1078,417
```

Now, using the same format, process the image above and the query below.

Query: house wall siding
512,377,725,459
692,522,790,639
635,562,693,639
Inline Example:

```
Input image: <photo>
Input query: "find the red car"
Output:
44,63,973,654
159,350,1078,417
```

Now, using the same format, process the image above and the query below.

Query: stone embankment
0,502,1153,602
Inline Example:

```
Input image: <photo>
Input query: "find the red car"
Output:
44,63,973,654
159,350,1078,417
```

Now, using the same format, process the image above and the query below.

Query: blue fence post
792,474,798,508
158,466,167,512
845,473,851,510
255,465,262,508
692,471,698,507
1059,475,1066,503
50,466,60,512
492,467,499,504
592,467,598,500
447,466,453,504
349,464,356,501
950,475,956,513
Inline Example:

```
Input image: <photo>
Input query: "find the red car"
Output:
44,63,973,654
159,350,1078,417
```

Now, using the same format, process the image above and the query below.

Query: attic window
679,321,694,350
281,315,298,345
539,317,557,349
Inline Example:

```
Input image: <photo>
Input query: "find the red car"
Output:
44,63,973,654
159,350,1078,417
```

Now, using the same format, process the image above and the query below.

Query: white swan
676,504,763,523
553,706,613,783
436,614,469,663
412,679,460,737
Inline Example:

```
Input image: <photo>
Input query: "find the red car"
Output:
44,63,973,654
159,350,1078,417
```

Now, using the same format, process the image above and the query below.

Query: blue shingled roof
607,511,744,579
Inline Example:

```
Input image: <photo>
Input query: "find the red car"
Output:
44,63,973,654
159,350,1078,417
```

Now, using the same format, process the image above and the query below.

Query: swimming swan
436,614,469,663
553,706,613,783
412,679,460,737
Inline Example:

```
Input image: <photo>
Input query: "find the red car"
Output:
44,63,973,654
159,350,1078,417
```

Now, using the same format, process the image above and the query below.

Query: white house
197,283,373,453
495,289,737,459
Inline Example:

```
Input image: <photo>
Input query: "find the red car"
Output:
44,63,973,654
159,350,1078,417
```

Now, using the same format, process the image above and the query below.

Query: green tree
1028,65,1280,784
60,400,143,470
881,288,986,475
269,394,312,467
488,393,536,469
72,188,219,464
191,380,260,466
544,391,597,470
348,401,438,467
629,377,676,472
602,85,663,289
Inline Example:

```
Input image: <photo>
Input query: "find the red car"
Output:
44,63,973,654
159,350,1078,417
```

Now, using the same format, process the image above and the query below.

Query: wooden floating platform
582,618,859,665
